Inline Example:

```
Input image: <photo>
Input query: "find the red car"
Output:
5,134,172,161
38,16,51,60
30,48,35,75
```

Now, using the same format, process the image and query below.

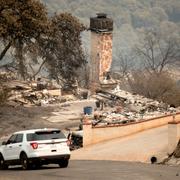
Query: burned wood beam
96,90,127,102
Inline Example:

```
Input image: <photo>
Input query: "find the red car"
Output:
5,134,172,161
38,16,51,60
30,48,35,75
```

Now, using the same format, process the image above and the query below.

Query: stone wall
83,113,180,147
89,32,100,91
90,14,113,32
89,31,113,91
89,14,113,91
99,33,113,79
90,32,113,83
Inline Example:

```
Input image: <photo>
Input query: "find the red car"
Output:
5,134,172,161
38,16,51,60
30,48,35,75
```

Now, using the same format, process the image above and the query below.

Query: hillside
43,0,180,24
42,0,180,70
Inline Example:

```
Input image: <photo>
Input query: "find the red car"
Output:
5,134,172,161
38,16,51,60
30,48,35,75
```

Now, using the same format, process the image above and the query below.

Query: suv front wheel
0,154,8,170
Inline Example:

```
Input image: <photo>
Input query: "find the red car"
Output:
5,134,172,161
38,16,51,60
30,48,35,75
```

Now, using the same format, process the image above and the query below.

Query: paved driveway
72,126,168,162
0,160,179,180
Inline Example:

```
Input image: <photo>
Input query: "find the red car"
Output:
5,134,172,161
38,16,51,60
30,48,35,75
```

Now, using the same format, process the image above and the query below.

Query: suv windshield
27,130,66,141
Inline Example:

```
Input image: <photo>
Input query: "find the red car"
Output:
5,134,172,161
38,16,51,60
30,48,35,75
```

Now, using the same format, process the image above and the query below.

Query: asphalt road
0,160,179,180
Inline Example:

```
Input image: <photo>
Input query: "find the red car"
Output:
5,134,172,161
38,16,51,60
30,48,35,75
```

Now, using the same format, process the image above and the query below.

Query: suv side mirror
2,141,7,145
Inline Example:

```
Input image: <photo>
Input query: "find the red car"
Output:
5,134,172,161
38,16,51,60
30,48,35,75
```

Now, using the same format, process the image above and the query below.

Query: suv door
3,134,23,160
3,134,17,160
12,134,23,160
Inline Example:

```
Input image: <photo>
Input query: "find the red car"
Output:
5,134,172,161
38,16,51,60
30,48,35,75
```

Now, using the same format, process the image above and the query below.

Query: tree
38,13,86,85
76,48,90,88
0,73,11,105
135,29,180,74
129,71,171,99
0,0,48,79
116,51,134,78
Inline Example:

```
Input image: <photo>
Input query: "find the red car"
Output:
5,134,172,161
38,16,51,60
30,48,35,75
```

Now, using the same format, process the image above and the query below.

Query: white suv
0,128,71,170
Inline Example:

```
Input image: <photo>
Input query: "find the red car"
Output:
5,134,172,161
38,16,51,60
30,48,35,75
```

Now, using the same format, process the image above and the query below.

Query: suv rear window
26,130,66,141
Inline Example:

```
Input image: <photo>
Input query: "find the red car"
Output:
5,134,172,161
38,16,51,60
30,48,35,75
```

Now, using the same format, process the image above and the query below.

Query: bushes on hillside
128,71,180,107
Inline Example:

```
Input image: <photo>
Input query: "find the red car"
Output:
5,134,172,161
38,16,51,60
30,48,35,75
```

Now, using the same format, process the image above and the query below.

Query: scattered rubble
0,72,17,82
68,130,83,151
1,76,78,107
0,72,93,108
91,85,178,127
160,140,180,165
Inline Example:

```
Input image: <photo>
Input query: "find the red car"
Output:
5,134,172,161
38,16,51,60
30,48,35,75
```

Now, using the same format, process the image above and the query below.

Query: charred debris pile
0,72,87,107
1,72,178,126
91,87,178,127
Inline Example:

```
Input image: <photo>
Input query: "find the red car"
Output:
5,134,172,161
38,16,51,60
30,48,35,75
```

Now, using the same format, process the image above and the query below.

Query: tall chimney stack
89,13,113,92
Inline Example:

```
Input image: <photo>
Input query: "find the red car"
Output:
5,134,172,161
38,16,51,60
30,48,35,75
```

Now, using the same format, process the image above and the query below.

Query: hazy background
42,0,180,71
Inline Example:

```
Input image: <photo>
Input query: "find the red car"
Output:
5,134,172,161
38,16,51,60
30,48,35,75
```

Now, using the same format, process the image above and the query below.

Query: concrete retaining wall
168,121,180,154
83,113,180,147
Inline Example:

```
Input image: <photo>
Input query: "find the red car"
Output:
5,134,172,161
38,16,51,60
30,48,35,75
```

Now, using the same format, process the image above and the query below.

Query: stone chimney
89,13,113,92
